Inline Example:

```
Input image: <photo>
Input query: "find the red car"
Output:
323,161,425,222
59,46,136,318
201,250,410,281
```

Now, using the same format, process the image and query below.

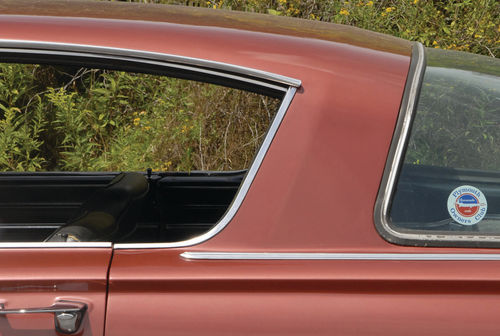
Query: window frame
0,40,301,249
374,42,500,248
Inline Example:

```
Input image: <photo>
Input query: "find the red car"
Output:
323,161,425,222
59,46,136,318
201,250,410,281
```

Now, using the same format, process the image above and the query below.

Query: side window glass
0,62,281,243
389,49,500,237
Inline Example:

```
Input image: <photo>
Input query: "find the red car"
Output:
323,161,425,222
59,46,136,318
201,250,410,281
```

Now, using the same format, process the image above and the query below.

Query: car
0,0,499,335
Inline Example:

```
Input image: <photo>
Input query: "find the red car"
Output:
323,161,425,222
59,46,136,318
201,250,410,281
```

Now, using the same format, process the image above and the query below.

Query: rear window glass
390,49,500,236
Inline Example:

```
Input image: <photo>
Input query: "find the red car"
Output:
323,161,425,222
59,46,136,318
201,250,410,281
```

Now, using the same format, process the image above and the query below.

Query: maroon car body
0,1,499,335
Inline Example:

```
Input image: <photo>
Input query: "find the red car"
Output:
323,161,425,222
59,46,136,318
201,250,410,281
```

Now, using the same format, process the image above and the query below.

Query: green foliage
120,0,499,57
0,64,46,171
0,64,279,172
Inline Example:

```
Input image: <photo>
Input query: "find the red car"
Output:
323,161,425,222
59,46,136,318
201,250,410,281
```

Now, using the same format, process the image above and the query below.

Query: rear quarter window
0,58,284,244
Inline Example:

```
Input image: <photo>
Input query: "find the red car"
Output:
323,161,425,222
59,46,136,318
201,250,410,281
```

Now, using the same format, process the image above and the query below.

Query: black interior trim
0,170,245,243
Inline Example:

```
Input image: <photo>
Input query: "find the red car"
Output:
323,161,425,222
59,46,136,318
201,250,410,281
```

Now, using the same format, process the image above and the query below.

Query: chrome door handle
0,299,87,334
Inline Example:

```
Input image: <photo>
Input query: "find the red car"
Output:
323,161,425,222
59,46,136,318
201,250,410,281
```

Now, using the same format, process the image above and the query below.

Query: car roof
0,0,411,56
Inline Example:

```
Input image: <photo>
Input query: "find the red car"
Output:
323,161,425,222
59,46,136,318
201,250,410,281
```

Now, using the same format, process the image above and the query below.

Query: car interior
391,163,500,234
0,170,245,243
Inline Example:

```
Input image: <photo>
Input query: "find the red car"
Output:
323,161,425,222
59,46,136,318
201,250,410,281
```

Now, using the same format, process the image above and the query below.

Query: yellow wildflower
133,117,140,126
385,7,395,13
139,111,147,116
366,1,373,6
159,161,173,171
413,0,419,4
432,40,438,45
474,34,482,38
339,9,350,16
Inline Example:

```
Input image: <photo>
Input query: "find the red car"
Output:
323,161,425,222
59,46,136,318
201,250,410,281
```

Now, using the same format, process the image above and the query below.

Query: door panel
106,249,500,336
0,248,111,336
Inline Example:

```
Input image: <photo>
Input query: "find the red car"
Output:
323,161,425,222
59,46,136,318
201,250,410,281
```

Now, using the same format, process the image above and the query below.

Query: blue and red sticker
447,185,487,225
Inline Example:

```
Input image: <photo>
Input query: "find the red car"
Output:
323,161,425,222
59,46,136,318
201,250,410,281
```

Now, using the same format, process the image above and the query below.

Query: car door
0,245,111,336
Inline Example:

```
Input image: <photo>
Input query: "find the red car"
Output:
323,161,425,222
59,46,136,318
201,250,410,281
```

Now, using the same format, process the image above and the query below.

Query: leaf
267,9,282,16
0,102,8,113
92,88,109,96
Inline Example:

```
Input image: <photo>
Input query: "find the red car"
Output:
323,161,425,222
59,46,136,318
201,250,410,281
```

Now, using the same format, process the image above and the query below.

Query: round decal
447,185,487,225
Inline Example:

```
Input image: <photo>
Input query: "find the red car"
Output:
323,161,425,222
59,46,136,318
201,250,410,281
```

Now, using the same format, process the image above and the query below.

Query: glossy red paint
1,2,500,336
107,249,500,336
0,248,111,336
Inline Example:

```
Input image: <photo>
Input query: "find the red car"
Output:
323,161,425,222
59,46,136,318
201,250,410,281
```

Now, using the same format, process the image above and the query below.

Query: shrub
0,64,279,172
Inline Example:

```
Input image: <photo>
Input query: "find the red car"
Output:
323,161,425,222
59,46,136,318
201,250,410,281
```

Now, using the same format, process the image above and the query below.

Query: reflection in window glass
405,67,500,170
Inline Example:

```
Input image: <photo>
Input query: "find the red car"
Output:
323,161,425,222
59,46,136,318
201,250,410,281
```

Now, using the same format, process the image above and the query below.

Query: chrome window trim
0,40,300,249
374,42,500,247
0,40,301,89
374,42,429,244
0,242,111,248
181,252,500,261
1,48,287,93
116,86,297,249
